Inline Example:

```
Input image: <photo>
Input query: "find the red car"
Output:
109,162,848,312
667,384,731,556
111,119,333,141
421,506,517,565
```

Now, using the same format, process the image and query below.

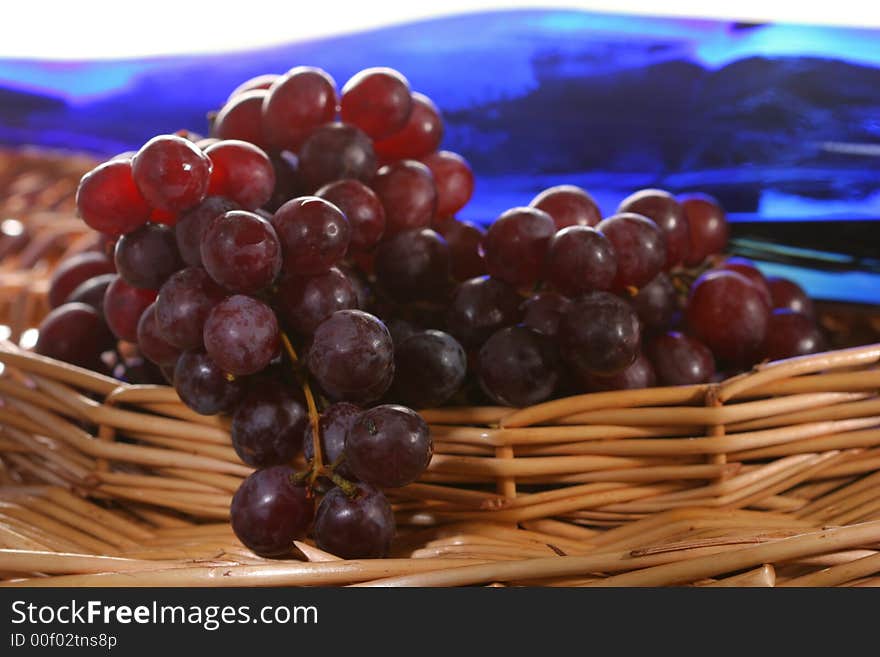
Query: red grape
272,196,350,275
298,123,376,191
231,384,307,468
173,350,244,415
48,251,116,308
647,332,715,386
420,150,474,218
686,270,770,366
445,276,522,347
597,213,666,289
103,275,157,342
132,135,212,213
436,218,486,281
680,193,729,266
226,74,279,101
136,301,181,367
374,228,450,303
530,185,601,229
483,207,555,287
306,310,394,403
35,303,114,370
315,179,385,253
371,160,437,235
114,223,183,289
618,189,689,268
763,310,823,361
203,295,279,376
578,352,656,392
302,401,361,478
391,330,467,409
276,267,358,336
718,257,772,307
345,404,432,488
67,273,115,317
230,466,314,557
340,67,412,139
204,140,275,210
313,484,395,559
155,267,226,350
373,92,443,161
767,276,814,318
262,66,338,151
175,196,241,267
521,292,571,339
212,89,269,149
631,272,679,332
545,225,617,296
559,291,641,376
478,325,560,407
201,210,282,293
76,159,152,236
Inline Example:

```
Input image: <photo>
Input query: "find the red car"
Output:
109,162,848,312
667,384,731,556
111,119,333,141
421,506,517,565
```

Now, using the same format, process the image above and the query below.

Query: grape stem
280,332,324,484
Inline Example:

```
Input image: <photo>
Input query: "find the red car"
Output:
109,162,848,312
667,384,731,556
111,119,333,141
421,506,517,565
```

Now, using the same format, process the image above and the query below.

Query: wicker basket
2,148,880,587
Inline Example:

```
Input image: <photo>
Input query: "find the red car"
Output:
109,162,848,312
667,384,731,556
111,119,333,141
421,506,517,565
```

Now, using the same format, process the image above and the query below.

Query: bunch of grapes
38,64,824,559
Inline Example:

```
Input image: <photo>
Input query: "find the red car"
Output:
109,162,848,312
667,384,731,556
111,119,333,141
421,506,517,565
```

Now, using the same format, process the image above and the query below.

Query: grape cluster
40,65,825,560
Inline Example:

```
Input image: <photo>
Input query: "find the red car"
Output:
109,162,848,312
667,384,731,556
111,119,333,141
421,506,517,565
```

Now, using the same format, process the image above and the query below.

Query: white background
3,0,879,59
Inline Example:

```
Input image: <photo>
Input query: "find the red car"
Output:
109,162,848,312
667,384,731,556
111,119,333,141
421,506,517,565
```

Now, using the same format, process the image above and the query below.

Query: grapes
114,223,183,289
521,292,571,338
763,310,824,361
315,179,385,253
307,310,394,404
391,330,467,409
596,213,666,289
262,67,338,151
631,272,679,332
446,276,522,347
718,258,772,308
483,207,555,287
48,251,116,308
374,228,450,303
266,150,305,211
276,267,358,336
420,151,474,218
226,74,279,101
201,210,282,293
340,67,412,139
313,484,395,559
132,135,212,213
303,402,362,478
345,404,432,488
272,196,350,275
545,226,617,296
530,185,601,229
578,352,656,392
136,302,181,367
767,276,814,318
175,196,241,267
103,275,157,342
371,160,437,235
67,273,116,316
76,159,152,235
617,189,689,268
204,140,275,210
298,123,376,191
559,291,641,376
230,466,314,557
35,303,114,370
680,193,729,266
212,90,269,149
436,218,486,281
155,267,226,350
373,92,443,161
232,385,307,468
647,332,715,386
686,270,770,366
173,350,243,415
203,295,279,376
478,326,560,407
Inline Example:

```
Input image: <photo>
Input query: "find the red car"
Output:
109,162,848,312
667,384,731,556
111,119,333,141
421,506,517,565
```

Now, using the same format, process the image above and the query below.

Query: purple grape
558,291,641,376
232,385,307,468
313,484,395,559
203,295,279,376
477,326,560,407
391,330,467,409
173,350,243,415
